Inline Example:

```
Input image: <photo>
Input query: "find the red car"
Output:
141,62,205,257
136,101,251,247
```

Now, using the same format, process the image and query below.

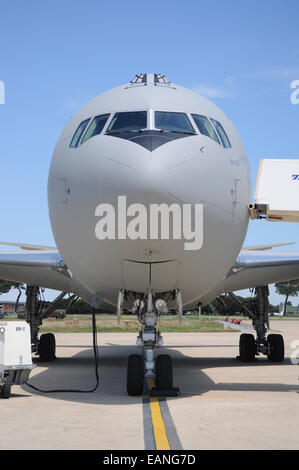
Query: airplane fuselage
48,74,251,308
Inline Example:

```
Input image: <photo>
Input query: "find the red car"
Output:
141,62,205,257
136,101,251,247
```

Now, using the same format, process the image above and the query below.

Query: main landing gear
239,331,284,363
25,285,77,362
232,286,285,363
119,289,180,396
26,285,57,362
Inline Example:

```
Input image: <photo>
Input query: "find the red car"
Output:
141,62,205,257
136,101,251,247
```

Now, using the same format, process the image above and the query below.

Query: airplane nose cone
99,135,200,205
100,145,172,204
49,134,250,305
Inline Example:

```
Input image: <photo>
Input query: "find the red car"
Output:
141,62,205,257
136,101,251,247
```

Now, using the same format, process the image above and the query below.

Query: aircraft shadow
20,342,299,405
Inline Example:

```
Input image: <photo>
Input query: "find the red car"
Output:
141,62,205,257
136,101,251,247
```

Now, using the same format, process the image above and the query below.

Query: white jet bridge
249,159,299,222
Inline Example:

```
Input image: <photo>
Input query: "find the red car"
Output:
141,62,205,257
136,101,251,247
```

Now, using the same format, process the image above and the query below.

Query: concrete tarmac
0,321,298,450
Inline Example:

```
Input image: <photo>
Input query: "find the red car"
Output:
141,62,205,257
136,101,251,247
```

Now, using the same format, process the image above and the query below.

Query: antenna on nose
130,73,171,86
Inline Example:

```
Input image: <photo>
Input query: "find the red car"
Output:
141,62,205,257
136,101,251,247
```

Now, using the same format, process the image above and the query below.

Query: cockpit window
81,114,110,144
69,118,90,148
211,119,231,148
191,114,220,144
155,111,195,134
106,111,147,133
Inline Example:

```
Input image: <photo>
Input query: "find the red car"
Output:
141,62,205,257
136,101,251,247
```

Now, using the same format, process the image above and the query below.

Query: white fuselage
48,75,251,308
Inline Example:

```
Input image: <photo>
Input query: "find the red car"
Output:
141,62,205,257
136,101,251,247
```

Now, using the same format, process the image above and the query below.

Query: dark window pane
191,114,220,144
70,119,90,147
107,111,147,133
81,114,110,143
211,119,231,148
155,111,195,133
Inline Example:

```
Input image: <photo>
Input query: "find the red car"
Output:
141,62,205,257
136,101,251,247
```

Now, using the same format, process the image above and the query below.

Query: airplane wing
222,249,299,292
2,243,299,306
0,248,73,292
0,241,56,251
242,242,295,251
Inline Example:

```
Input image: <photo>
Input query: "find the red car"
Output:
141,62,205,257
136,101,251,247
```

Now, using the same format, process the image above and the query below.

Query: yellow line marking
150,397,170,450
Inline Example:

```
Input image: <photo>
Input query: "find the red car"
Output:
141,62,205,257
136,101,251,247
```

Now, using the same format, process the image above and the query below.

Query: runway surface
0,321,299,450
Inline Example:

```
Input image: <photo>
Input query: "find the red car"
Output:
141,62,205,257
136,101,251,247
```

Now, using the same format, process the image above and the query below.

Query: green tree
274,281,299,315
0,280,25,311
0,280,15,294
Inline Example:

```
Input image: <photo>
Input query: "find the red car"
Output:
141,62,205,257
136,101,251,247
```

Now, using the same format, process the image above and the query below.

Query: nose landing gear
127,354,144,396
127,351,177,397
155,354,173,390
122,289,180,397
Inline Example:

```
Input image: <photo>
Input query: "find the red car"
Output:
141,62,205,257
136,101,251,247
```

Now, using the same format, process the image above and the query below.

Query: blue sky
0,0,299,305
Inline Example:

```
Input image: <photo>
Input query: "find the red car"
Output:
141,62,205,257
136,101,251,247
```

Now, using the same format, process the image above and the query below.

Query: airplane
1,72,299,396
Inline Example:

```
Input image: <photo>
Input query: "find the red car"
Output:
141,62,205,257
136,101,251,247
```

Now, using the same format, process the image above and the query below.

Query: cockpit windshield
155,111,195,134
106,111,147,133
191,114,220,144
211,119,231,148
69,119,90,147
81,114,110,144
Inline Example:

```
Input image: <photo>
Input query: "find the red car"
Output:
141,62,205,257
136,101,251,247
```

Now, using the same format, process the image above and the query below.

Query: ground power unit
0,321,34,398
